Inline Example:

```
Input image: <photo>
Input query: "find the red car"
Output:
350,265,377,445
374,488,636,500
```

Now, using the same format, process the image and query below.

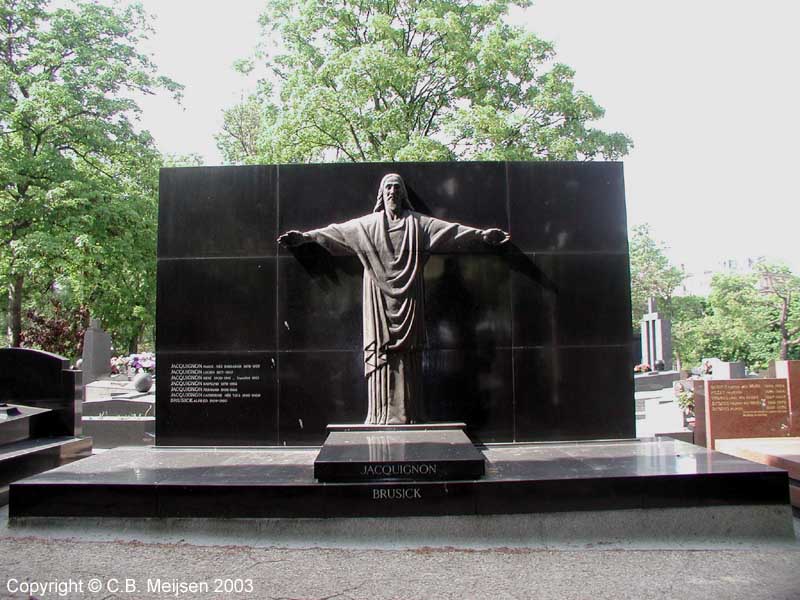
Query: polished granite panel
555,346,635,440
512,348,559,441
507,162,627,253
157,258,276,352
158,166,277,258
156,352,278,447
512,253,632,347
277,162,509,256
9,439,790,518
278,351,366,445
314,429,485,482
278,255,364,351
424,349,514,443
424,254,511,350
513,346,635,442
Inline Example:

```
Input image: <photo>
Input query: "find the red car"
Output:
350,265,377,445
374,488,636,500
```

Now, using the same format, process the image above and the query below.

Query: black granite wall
156,162,634,446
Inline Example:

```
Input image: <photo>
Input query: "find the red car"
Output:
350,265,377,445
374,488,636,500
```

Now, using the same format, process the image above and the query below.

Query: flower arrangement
634,362,651,373
675,388,695,415
111,352,155,376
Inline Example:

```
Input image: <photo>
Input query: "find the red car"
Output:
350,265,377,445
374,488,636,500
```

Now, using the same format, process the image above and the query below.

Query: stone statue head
373,173,416,213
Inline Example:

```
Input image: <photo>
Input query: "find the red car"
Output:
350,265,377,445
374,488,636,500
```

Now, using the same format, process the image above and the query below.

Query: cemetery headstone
694,378,791,448
711,361,746,380
81,318,112,385
0,347,90,490
640,297,672,371
0,347,82,437
772,360,800,435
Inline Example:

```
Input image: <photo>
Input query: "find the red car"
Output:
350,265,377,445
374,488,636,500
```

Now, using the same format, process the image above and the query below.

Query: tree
56,151,162,355
628,223,684,326
0,0,180,347
670,295,708,370
217,0,632,164
668,264,800,371
753,262,800,361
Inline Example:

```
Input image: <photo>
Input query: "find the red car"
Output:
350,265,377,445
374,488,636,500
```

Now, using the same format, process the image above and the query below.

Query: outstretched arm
424,216,510,252
278,221,359,255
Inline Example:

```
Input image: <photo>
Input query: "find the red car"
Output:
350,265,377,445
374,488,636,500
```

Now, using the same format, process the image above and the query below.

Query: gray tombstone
81,318,112,385
711,360,747,380
640,298,672,371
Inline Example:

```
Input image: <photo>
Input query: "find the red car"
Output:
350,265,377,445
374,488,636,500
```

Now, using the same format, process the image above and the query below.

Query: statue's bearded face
382,176,405,214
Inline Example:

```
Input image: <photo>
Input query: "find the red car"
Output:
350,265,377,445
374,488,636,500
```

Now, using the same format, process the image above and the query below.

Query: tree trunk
779,297,789,360
7,274,24,347
127,327,141,355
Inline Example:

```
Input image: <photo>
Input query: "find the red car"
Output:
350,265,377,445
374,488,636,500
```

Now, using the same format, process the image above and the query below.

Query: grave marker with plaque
695,379,792,448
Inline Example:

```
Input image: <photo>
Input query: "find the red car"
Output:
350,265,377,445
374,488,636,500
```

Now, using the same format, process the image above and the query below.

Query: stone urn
132,372,153,393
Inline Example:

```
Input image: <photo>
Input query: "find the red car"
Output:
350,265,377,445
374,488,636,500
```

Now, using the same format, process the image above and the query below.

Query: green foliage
217,0,632,164
628,224,684,326
670,264,800,371
0,0,180,350
675,387,694,413
163,153,205,168
22,300,88,361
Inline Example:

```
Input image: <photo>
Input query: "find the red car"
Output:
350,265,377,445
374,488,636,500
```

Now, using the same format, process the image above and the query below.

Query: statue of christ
278,173,509,425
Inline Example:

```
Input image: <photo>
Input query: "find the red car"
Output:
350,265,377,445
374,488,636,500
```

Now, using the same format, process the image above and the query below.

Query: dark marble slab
277,255,364,351
314,428,485,482
424,348,514,443
507,162,628,253
424,254,512,349
511,252,632,347
158,166,277,258
9,439,790,518
513,346,635,442
157,258,277,353
278,350,366,445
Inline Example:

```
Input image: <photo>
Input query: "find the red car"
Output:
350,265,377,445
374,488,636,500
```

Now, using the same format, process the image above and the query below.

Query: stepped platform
9,438,791,523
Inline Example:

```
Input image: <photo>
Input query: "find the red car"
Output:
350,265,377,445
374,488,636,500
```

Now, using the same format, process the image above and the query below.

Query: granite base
9,438,791,520
315,424,485,482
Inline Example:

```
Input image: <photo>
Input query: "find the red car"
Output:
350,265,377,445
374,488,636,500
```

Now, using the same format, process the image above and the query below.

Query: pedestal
314,423,485,482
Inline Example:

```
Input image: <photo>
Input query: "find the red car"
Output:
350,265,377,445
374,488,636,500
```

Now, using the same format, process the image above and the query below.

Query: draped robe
307,210,484,424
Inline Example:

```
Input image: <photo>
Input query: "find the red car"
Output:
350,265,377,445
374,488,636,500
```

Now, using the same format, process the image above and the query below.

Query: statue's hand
277,230,310,247
482,228,510,246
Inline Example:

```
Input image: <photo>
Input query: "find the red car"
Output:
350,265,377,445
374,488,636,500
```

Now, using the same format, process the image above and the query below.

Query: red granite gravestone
695,379,791,449
773,360,800,436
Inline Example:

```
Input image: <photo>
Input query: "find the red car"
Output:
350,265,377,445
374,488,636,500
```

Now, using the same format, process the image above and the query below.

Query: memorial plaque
156,352,277,446
696,379,791,449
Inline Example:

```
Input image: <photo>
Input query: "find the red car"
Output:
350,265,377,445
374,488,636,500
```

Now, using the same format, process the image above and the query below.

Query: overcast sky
133,0,800,275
